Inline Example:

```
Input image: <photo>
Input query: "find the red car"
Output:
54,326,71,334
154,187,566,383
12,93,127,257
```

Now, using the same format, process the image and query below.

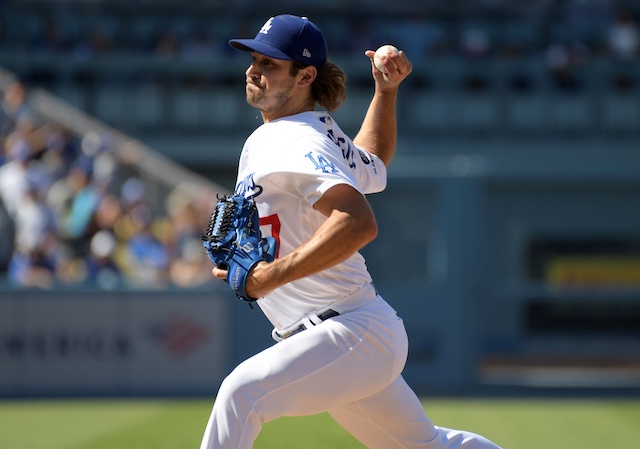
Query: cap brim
229,39,293,61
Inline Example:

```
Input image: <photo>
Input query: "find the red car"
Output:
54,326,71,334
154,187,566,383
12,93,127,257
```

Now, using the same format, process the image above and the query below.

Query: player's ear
297,65,317,87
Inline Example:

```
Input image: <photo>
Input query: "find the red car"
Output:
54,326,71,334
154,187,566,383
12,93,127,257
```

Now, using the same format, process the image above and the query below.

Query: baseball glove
201,194,277,302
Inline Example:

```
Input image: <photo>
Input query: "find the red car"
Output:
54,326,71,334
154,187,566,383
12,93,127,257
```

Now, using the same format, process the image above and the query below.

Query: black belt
277,309,340,340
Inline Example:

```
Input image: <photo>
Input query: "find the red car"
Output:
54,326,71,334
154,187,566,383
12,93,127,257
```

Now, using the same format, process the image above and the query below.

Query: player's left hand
202,194,277,302
211,260,273,300
365,48,412,90
211,265,228,280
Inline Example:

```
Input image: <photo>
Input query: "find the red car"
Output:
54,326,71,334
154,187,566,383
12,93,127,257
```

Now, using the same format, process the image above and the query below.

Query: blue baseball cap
229,15,328,68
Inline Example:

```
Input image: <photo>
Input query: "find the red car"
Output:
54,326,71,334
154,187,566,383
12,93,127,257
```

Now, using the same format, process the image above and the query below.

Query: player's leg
427,426,503,449
328,375,503,449
328,375,436,448
199,300,409,449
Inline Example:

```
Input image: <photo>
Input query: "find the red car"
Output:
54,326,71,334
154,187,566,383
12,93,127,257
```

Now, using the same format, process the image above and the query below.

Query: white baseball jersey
233,111,387,330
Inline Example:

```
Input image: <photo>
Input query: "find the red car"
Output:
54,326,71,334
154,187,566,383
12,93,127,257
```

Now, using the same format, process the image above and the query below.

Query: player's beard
246,78,295,114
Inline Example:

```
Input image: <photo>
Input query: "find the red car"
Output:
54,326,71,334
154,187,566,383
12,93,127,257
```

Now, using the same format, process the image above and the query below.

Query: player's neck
261,96,315,123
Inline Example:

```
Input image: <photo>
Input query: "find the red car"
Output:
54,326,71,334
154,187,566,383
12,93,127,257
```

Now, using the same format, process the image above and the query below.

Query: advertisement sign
0,291,230,396
547,256,640,287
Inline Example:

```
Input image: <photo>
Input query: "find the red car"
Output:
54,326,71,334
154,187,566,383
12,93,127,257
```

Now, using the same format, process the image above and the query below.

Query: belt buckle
280,324,306,340
277,309,340,340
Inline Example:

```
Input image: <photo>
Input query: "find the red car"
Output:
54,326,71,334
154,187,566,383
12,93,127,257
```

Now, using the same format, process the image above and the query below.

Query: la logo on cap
259,18,273,35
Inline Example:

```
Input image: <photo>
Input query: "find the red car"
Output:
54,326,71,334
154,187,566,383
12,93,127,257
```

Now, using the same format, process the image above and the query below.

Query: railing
0,66,228,202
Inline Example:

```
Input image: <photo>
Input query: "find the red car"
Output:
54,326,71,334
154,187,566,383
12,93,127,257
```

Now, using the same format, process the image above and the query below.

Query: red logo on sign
147,313,210,359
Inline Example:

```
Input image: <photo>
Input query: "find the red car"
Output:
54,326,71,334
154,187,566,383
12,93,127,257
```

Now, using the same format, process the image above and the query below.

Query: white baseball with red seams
374,44,400,73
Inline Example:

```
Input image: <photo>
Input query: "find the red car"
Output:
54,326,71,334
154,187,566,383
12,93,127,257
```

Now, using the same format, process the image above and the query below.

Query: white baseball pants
199,295,502,449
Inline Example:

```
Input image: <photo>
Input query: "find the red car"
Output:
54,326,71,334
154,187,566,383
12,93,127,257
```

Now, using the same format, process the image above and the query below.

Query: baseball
373,44,399,73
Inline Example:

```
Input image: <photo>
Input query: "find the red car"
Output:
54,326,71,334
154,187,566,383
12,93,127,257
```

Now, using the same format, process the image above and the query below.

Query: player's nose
246,64,260,79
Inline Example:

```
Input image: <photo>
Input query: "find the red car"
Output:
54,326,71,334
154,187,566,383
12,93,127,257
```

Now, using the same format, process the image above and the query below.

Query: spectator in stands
0,123,52,214
85,229,122,289
345,14,381,56
122,203,169,288
88,193,126,270
47,161,79,235
73,28,113,60
153,28,180,59
606,9,639,59
163,186,213,287
394,14,447,61
0,80,33,140
40,125,80,182
59,156,102,254
114,177,146,239
92,194,124,237
29,18,68,53
544,40,590,91
12,177,55,267
107,177,167,287
0,194,13,272
169,236,212,288
6,173,59,289
0,134,32,217
180,27,219,62
461,26,491,59
7,236,57,288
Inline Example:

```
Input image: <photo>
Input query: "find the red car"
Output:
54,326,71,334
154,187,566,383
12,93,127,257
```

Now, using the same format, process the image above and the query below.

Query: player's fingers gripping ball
373,44,400,74
201,194,277,302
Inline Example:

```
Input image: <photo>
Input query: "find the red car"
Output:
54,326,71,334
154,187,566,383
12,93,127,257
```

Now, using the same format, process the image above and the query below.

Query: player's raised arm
353,45,412,167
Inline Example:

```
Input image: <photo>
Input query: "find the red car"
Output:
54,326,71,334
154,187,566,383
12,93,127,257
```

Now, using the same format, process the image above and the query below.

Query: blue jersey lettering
235,173,263,198
305,152,339,174
327,129,356,169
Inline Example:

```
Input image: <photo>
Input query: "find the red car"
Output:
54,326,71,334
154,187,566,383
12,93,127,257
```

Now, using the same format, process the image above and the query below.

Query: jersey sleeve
266,134,379,207
350,144,387,194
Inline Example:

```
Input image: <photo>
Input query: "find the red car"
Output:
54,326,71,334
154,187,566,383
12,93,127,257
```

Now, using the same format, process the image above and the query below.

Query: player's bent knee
216,361,265,408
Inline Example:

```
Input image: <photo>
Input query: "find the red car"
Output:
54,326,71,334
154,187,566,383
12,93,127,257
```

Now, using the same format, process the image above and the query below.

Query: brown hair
291,61,347,112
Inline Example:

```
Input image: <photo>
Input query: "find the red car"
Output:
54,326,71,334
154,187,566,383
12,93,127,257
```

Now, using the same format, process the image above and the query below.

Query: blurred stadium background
1,0,640,398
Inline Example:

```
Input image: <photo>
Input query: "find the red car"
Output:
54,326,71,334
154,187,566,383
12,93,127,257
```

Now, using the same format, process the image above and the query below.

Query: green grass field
1,397,639,449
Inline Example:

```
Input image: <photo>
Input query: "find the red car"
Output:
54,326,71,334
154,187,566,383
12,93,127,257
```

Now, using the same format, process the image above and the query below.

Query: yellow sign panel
546,257,640,286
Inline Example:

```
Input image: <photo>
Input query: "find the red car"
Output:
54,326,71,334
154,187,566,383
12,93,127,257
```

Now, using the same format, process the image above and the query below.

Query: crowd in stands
0,1,636,107
0,79,216,290
2,1,638,66
1,0,638,291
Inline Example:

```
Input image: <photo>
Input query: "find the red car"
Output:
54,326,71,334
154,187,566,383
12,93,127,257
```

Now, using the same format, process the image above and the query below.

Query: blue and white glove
202,194,277,302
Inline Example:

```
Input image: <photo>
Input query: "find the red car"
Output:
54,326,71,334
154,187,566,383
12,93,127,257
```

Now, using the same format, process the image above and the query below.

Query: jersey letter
304,152,338,174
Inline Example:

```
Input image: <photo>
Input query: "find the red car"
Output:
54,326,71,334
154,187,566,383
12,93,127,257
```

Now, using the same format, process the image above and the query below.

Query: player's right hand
365,48,413,89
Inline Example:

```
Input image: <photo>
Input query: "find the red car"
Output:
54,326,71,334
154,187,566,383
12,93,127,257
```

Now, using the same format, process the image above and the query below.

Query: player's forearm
246,206,377,299
353,88,399,167
286,207,377,277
